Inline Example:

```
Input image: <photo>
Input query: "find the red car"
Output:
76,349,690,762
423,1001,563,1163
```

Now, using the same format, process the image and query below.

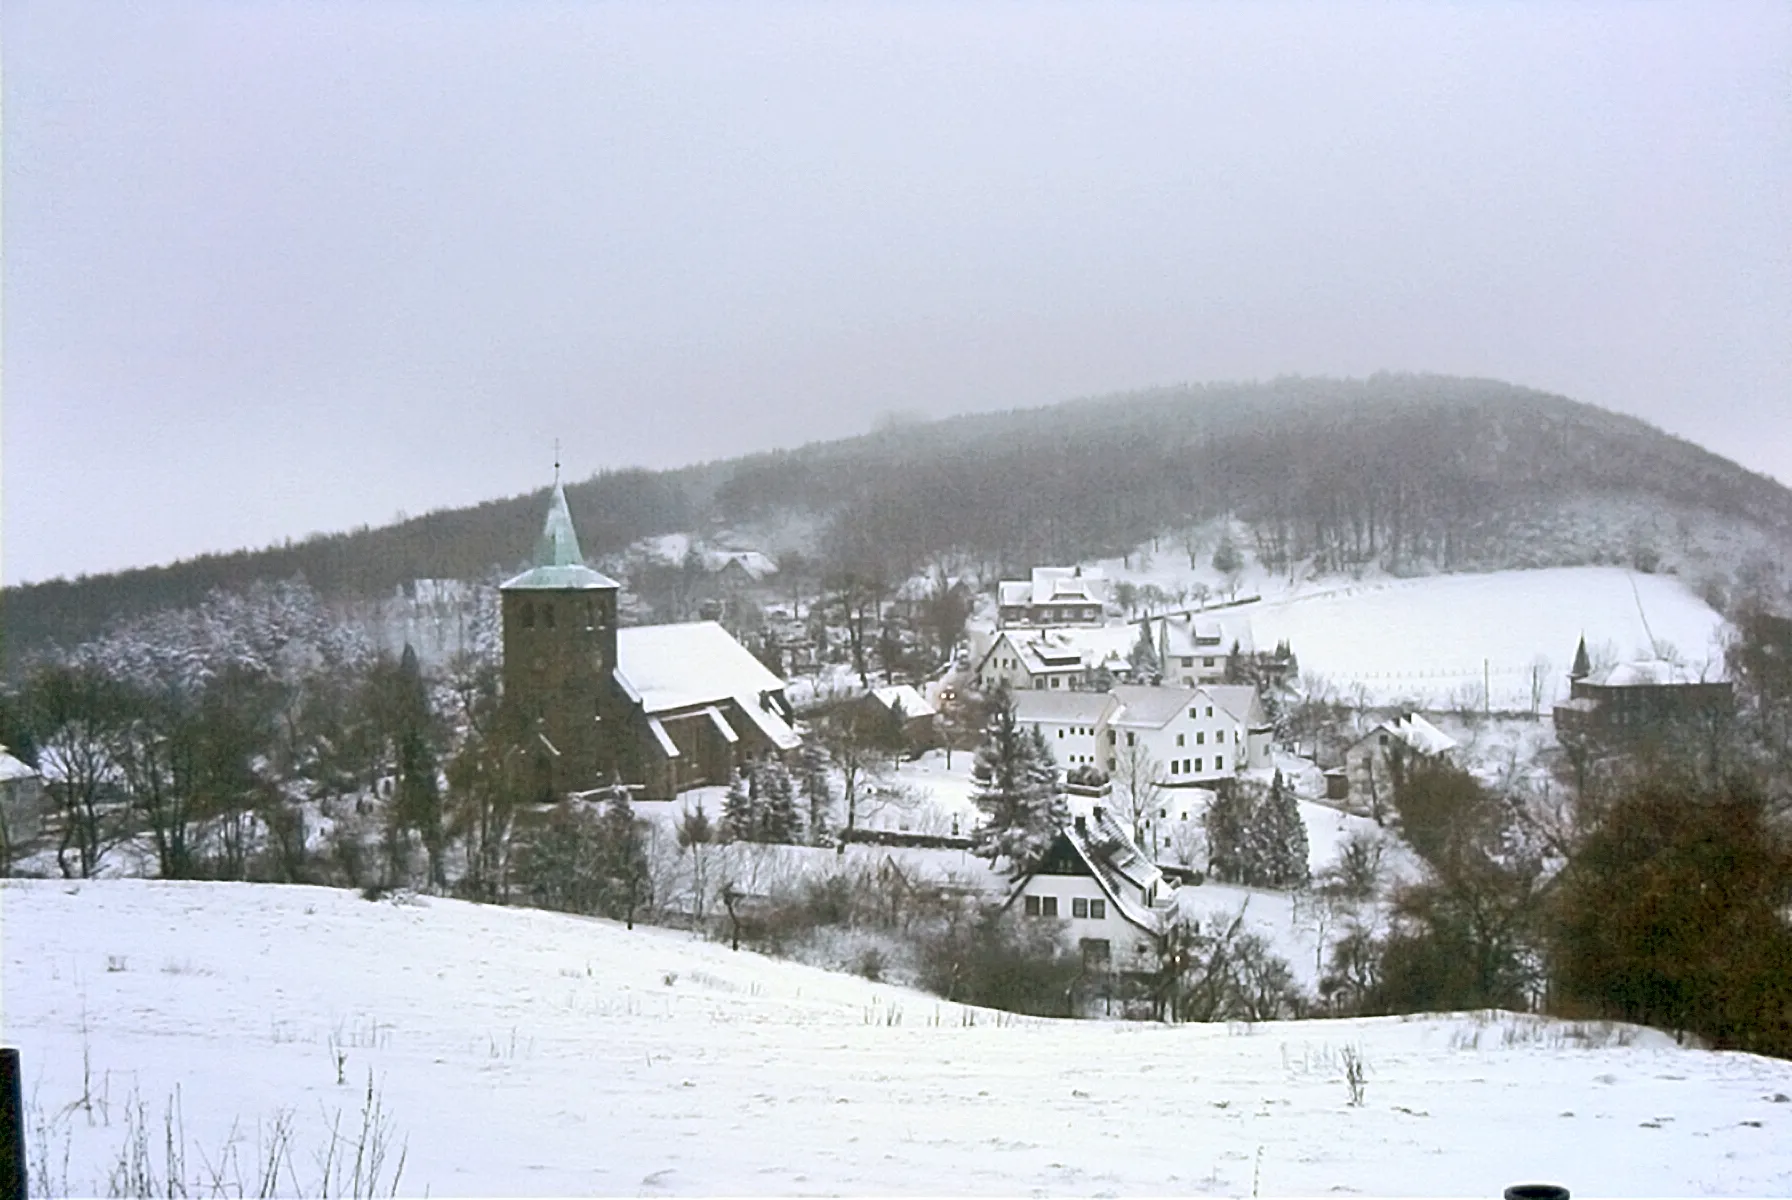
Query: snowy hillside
8,881,1791,1197
1088,559,1730,713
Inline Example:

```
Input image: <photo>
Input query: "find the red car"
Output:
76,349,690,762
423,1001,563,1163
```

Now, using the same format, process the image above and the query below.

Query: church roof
501,483,619,591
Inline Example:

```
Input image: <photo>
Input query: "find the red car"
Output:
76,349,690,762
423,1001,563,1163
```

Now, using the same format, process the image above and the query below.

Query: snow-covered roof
1011,690,1115,725
502,482,621,591
1060,811,1166,934
1589,660,1718,688
871,685,937,720
992,627,1138,675
1360,712,1457,756
999,566,1109,608
614,621,801,751
1108,685,1199,730
1202,684,1266,728
1165,612,1255,655
708,550,779,580
616,621,786,712
0,748,38,783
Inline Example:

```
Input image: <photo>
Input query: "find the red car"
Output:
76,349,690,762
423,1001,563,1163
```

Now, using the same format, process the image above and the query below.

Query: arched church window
520,601,535,629
543,602,556,629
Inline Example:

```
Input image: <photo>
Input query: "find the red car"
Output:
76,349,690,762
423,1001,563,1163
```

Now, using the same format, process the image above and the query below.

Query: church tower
500,481,619,794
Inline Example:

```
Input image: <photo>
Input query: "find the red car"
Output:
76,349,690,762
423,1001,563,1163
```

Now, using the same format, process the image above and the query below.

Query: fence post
1,1046,24,1199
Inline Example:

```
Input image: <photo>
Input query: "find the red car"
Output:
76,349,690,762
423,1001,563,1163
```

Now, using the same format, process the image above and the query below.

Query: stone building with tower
500,483,800,800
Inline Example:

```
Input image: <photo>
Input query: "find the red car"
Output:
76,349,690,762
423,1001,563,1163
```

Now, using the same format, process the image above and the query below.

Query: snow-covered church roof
615,622,800,751
501,483,621,591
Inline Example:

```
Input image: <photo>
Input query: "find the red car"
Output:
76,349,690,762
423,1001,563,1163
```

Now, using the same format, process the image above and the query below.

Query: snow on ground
1234,567,1724,712
9,881,1792,1197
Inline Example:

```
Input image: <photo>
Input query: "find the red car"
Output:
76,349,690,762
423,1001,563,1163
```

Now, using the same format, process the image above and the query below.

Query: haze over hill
6,375,1790,663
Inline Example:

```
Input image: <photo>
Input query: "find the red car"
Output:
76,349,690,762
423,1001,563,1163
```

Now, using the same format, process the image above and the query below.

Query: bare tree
1109,740,1165,848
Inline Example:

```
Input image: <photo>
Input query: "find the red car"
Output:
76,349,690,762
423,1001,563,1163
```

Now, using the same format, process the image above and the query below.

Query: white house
975,625,1141,693
0,746,44,852
1012,683,1274,786
1342,712,1458,814
1107,684,1274,786
1149,612,1256,686
1007,809,1169,974
997,567,1110,628
1011,690,1116,772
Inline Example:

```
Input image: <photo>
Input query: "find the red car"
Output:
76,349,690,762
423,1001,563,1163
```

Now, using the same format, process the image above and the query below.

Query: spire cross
554,438,561,485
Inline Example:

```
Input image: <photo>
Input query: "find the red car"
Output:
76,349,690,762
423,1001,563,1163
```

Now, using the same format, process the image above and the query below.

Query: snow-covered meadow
8,880,1791,1197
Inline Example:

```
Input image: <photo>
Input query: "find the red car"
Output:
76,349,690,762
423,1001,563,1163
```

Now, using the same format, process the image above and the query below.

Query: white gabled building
1342,712,1457,814
1012,682,1275,785
997,567,1110,629
1150,612,1256,687
1006,809,1170,975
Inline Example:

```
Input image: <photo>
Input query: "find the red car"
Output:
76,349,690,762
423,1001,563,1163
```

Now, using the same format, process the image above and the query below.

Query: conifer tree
721,770,756,843
969,688,1067,877
752,758,801,844
597,783,650,927
797,739,834,845
1129,620,1160,682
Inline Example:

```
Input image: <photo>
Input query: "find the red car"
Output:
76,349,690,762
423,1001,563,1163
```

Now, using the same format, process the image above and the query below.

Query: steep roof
1365,712,1457,755
0,748,38,783
1202,684,1267,727
1015,811,1165,935
870,685,937,720
501,483,620,591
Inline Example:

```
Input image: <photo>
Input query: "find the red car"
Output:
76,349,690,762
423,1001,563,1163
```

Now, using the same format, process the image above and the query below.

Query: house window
1158,808,1167,819
1170,761,1181,775
1058,728,1065,738
1108,731,1116,745
1041,896,1058,917
1196,731,1205,745
1126,732,1135,746
1206,706,1214,717
1072,898,1089,918
1204,656,1216,667
1176,733,1185,747
1080,939,1111,970
1194,758,1203,772
1051,677,1062,689
1089,899,1106,920
1181,657,1193,668
1025,895,1041,916
1216,755,1224,770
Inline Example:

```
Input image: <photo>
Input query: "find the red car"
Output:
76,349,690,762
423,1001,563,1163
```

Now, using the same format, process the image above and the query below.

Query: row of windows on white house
1023,895,1108,919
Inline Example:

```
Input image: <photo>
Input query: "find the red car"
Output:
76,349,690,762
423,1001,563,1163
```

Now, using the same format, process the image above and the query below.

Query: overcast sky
5,1,1788,585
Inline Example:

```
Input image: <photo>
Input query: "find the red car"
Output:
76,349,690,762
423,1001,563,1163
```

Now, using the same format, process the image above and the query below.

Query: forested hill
8,374,1791,663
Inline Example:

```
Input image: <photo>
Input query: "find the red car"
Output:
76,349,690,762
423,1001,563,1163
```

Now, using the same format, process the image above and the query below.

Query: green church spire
535,482,584,568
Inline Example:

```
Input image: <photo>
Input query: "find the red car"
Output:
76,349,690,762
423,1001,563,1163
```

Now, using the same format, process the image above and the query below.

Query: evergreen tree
797,739,834,845
1204,773,1310,889
721,770,757,842
596,784,650,927
752,758,801,844
1128,620,1160,682
1258,770,1310,888
969,688,1067,877
1212,533,1242,575
390,643,445,889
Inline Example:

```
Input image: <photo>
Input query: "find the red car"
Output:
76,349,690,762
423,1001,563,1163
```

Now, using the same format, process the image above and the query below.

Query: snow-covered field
8,881,1791,1197
1241,567,1729,711
1084,557,1730,713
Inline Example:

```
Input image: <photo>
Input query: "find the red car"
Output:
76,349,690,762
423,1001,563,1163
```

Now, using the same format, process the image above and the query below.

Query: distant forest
9,375,1792,664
